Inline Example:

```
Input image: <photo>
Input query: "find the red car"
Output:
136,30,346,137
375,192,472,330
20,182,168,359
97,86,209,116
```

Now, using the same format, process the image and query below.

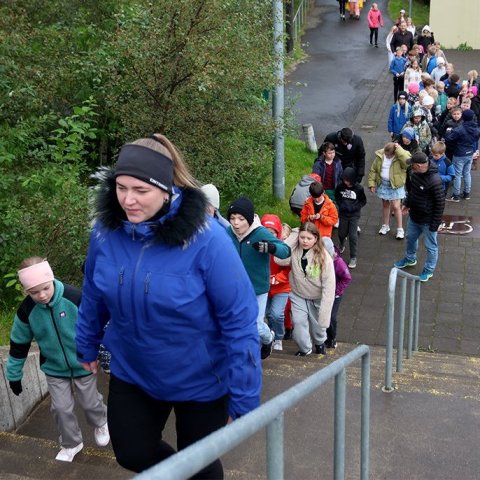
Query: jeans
266,293,289,340
108,374,228,477
256,293,273,345
452,154,473,196
405,217,439,274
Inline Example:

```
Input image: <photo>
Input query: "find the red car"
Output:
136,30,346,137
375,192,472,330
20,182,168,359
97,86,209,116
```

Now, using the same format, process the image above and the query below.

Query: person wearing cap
260,214,292,352
417,25,435,60
394,152,445,282
431,57,446,83
445,109,480,201
321,237,352,349
388,90,412,140
335,167,367,268
6,257,109,462
201,183,229,228
324,127,366,183
226,196,291,360
402,107,432,153
398,126,421,156
75,134,261,477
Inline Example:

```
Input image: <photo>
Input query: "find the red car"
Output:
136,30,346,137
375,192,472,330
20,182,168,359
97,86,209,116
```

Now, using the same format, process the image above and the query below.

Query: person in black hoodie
394,152,445,282
324,128,366,183
335,167,367,269
445,109,480,201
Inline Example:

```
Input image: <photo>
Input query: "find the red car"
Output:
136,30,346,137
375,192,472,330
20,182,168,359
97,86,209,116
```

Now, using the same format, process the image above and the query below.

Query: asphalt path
286,0,393,139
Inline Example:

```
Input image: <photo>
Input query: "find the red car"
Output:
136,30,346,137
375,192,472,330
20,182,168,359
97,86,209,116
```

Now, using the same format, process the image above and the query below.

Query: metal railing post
361,351,370,480
414,281,421,351
407,279,415,359
334,369,346,480
266,414,284,480
383,268,397,392
396,277,407,372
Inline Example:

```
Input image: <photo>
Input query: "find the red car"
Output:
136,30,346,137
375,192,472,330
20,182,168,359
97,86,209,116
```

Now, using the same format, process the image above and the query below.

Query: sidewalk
287,0,480,357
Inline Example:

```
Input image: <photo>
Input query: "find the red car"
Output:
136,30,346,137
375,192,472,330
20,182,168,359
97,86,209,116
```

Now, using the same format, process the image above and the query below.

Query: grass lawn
253,136,316,228
388,0,430,28
0,308,15,345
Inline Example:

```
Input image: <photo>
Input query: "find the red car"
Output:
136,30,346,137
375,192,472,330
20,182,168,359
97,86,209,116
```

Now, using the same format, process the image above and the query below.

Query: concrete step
0,431,130,479
4,343,480,479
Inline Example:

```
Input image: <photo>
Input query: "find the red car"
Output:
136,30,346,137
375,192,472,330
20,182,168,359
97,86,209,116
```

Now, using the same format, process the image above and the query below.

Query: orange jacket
300,194,339,238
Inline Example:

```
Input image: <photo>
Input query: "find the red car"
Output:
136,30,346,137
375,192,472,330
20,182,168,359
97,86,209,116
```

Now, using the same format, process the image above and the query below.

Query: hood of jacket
463,120,480,138
230,214,262,242
92,167,207,247
260,214,282,238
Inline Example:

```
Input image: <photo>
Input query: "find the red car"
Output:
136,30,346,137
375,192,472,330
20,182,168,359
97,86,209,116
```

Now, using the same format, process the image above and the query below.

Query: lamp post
272,0,285,199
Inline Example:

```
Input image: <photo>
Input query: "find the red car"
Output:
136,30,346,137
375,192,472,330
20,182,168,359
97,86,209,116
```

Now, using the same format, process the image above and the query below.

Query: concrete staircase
1,341,479,479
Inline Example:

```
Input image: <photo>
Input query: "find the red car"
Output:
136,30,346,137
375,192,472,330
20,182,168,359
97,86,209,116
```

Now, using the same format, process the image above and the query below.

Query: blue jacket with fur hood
76,169,261,419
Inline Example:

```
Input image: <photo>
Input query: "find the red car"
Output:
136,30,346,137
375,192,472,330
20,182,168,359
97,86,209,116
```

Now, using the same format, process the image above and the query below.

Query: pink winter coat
367,8,384,28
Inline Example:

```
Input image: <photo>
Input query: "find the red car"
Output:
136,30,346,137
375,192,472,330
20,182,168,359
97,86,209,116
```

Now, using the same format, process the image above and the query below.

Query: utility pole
272,0,285,199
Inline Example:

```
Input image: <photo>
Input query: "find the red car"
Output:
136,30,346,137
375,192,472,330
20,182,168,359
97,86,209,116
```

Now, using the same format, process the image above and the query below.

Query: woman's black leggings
108,374,228,478
338,0,347,15
369,28,379,45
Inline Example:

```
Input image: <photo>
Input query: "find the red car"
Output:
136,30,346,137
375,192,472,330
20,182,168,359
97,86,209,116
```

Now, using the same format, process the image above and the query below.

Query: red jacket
300,194,339,238
367,8,384,28
260,214,291,296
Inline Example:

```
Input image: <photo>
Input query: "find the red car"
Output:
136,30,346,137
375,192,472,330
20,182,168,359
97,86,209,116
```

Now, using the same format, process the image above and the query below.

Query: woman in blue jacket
75,134,261,477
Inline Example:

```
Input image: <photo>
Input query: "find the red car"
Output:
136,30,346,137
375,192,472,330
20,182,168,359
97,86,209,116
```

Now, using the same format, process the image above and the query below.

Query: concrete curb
0,345,48,432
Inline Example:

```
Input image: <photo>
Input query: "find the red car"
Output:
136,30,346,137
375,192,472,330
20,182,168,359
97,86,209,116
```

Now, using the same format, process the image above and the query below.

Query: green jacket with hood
6,279,90,381
368,144,411,189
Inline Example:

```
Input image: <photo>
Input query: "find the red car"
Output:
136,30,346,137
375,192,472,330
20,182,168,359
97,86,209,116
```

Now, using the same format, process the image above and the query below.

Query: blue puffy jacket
76,170,261,419
445,120,480,156
388,102,412,136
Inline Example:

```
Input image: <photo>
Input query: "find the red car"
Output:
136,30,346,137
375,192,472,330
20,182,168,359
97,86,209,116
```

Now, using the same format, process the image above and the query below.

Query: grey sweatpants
290,292,327,353
46,374,107,448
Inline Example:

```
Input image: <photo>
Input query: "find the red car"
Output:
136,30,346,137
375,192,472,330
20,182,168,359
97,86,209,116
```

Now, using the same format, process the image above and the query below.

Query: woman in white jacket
276,222,335,356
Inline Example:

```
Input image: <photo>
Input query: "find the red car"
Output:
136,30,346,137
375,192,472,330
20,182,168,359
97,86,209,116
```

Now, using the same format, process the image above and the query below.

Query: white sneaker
378,224,390,235
273,340,283,351
348,258,357,269
94,422,110,447
396,228,405,240
55,442,84,462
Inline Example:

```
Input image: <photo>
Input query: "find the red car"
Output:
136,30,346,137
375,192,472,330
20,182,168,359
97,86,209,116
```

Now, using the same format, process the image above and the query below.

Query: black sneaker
463,192,471,200
295,349,312,357
325,338,337,349
260,340,274,360
314,343,326,355
446,195,460,202
283,328,293,340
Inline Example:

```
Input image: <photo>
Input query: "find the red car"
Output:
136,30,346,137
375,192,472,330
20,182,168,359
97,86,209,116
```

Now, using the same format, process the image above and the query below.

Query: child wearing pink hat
6,257,109,463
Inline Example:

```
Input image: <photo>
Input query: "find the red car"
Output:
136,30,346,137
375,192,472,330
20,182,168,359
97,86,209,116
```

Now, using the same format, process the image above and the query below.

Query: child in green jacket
6,257,109,462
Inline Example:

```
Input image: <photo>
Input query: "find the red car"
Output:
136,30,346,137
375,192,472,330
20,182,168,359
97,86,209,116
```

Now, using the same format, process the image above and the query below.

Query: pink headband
18,261,54,290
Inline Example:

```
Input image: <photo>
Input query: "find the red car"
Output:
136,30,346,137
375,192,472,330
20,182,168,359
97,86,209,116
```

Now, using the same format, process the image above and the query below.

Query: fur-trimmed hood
91,167,208,247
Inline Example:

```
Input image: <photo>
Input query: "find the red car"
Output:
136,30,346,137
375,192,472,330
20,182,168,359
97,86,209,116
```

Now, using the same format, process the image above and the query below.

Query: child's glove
252,241,276,254
9,380,22,396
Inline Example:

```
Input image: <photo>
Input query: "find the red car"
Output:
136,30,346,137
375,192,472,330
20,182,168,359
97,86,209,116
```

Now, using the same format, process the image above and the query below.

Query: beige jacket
276,230,335,327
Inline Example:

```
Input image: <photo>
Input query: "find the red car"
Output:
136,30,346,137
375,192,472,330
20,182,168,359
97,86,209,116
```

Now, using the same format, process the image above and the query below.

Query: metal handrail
291,0,315,40
383,267,421,392
134,345,371,480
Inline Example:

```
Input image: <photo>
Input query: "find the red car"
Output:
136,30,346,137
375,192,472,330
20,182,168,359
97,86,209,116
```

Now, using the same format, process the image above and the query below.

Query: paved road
286,0,480,357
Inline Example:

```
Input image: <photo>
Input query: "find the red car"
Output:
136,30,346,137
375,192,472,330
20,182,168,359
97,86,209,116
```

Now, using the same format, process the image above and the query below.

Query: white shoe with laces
378,224,390,235
396,228,405,240
273,340,283,351
94,422,110,447
55,442,83,462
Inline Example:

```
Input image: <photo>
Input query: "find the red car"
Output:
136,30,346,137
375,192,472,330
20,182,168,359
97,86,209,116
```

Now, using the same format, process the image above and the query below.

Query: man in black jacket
324,128,366,183
394,152,445,282
390,21,414,53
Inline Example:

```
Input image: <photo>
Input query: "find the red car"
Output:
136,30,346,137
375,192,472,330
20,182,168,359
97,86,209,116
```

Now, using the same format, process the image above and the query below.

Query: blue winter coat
76,171,261,419
430,154,454,193
390,56,407,76
445,121,480,157
388,102,412,136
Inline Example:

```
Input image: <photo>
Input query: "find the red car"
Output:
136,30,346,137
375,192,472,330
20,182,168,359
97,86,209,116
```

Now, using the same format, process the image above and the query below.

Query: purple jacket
333,251,352,297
